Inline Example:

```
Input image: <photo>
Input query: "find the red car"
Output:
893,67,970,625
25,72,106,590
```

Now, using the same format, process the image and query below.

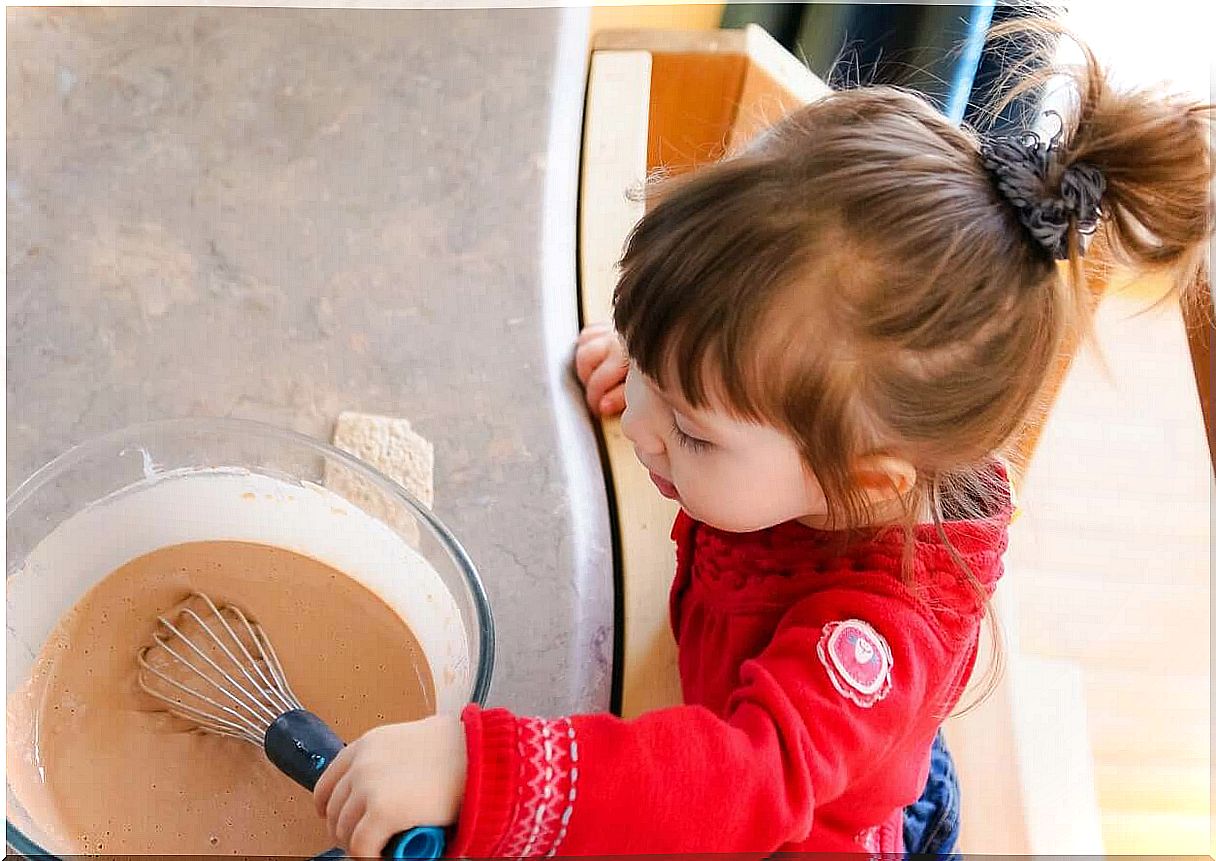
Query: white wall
1058,0,1212,99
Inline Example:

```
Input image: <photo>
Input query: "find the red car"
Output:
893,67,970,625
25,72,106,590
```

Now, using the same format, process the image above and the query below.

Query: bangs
610,157,817,422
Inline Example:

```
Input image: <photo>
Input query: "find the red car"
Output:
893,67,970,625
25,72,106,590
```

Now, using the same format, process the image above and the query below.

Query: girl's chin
697,510,802,534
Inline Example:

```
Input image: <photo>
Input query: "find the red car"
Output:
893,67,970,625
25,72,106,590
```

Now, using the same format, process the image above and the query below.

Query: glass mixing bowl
5,417,494,858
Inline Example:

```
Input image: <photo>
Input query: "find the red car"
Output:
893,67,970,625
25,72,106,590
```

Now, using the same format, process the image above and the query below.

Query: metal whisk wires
137,592,305,745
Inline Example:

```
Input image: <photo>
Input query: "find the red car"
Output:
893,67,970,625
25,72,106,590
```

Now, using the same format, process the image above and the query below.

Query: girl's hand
575,322,628,417
314,716,467,858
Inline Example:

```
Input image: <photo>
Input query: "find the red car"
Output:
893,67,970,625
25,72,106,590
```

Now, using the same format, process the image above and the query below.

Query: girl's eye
670,421,710,453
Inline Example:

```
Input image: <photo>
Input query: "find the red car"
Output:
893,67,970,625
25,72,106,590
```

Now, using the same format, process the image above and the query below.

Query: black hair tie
978,111,1106,260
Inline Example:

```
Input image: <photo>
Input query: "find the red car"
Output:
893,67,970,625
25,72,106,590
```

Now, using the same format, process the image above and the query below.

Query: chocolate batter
7,541,436,856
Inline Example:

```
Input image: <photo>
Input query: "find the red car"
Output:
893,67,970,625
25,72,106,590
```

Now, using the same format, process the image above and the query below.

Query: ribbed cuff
449,704,521,858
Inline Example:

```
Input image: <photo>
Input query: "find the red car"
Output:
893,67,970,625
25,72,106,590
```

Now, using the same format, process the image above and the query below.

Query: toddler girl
314,23,1213,857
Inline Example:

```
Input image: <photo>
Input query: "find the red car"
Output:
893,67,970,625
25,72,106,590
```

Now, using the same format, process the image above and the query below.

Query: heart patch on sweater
817,619,893,708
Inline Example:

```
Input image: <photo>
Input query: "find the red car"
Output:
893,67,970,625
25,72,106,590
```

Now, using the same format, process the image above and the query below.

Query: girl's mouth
648,471,679,500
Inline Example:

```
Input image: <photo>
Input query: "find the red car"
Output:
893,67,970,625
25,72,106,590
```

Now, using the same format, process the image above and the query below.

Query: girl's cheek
669,447,700,480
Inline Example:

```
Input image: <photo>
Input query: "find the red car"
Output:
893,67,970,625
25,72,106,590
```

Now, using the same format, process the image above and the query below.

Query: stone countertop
6,6,612,716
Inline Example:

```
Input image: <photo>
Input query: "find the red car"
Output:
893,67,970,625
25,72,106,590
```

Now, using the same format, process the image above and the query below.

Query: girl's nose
621,406,666,458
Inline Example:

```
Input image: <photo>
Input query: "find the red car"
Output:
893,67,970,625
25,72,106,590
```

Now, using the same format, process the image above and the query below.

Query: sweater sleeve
448,584,951,857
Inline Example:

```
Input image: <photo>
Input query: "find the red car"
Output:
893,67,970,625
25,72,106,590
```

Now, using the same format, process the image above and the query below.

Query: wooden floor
1004,275,1211,855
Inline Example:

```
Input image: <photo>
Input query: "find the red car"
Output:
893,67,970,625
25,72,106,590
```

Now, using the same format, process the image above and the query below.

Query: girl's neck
796,493,934,532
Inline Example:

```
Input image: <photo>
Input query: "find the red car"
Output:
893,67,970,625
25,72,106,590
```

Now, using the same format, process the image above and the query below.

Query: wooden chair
576,24,1213,853
579,24,829,719
1182,280,1214,473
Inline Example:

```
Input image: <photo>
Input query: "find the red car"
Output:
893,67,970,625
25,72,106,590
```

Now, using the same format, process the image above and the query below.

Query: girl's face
620,362,832,533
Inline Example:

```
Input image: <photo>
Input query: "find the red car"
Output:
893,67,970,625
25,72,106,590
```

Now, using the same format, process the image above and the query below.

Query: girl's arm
452,584,952,856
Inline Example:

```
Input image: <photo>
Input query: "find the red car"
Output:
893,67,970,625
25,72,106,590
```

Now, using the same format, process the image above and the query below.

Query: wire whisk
138,592,305,745
137,591,446,860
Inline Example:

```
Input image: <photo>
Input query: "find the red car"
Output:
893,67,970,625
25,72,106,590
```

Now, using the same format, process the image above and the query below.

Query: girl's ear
851,454,917,504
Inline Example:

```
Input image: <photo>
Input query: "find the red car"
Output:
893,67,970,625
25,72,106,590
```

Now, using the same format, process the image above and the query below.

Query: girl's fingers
585,353,629,411
314,748,351,816
599,385,626,417
324,769,356,836
576,321,612,346
574,335,610,384
334,790,368,851
348,812,392,860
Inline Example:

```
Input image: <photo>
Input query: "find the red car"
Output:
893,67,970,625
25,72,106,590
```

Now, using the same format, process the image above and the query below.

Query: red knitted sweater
450,485,1010,856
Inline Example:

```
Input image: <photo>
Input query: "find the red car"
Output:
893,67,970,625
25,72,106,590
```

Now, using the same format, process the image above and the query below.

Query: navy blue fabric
903,730,961,857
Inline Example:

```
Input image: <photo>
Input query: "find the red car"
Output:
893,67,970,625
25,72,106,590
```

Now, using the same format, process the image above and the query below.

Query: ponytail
985,19,1214,316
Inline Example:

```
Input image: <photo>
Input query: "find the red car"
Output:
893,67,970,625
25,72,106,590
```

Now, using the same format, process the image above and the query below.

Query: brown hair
612,21,1213,703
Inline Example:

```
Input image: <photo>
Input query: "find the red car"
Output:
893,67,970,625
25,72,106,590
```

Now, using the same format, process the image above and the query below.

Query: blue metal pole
946,0,998,125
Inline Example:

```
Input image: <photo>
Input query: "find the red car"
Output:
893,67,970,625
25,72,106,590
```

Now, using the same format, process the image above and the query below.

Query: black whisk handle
265,708,345,791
